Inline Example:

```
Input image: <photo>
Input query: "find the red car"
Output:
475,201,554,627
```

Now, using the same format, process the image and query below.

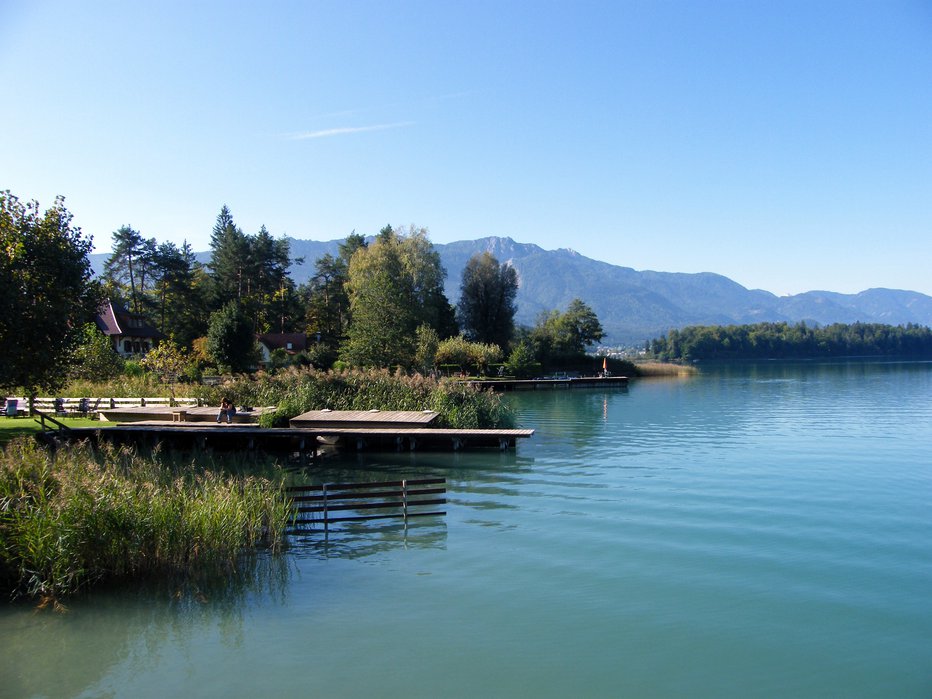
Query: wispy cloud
287,121,414,140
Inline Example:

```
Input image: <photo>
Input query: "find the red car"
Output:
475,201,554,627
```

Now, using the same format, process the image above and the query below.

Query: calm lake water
2,361,931,698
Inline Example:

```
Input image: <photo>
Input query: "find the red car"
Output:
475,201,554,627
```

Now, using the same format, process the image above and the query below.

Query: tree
206,303,257,373
560,298,604,354
69,323,124,382
206,206,299,334
140,337,190,399
528,298,604,365
343,232,414,367
415,324,440,374
0,191,101,398
245,224,295,332
208,205,250,305
397,226,458,338
303,253,349,345
151,240,208,345
342,226,455,368
505,340,540,378
103,225,149,314
457,252,518,349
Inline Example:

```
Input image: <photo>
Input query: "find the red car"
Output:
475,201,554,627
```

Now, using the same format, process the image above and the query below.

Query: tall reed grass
62,373,180,399
634,361,698,377
191,367,515,429
0,439,291,605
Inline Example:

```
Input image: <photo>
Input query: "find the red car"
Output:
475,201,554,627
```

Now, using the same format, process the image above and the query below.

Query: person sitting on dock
217,397,236,424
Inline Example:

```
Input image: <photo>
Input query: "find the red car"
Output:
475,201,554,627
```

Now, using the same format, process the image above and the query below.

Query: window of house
124,340,132,353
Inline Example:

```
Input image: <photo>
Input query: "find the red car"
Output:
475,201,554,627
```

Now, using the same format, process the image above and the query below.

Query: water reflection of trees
503,387,630,450
0,553,292,698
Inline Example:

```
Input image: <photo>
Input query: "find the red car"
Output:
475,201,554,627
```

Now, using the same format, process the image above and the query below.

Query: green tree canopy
457,251,518,349
69,323,125,382
140,337,191,398
206,303,258,373
528,298,604,365
0,191,101,395
207,206,299,334
342,226,455,368
151,240,208,346
102,225,156,315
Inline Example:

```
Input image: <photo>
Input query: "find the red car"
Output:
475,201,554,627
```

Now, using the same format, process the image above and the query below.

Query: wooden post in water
402,479,408,525
322,483,329,535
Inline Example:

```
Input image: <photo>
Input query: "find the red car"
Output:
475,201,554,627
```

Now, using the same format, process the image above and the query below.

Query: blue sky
2,0,930,296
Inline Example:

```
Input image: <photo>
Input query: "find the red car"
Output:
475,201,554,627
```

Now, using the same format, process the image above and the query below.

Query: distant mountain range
90,236,932,345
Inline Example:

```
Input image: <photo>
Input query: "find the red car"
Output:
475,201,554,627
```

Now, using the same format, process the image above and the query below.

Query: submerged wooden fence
286,478,447,531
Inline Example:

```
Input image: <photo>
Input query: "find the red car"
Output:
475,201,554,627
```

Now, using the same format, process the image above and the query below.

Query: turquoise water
2,361,931,698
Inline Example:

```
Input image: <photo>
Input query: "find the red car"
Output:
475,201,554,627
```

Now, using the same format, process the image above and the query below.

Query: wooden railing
286,478,447,531
32,410,71,433
4,396,201,417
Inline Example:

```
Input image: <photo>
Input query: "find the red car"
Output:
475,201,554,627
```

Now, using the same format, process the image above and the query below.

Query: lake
2,360,931,698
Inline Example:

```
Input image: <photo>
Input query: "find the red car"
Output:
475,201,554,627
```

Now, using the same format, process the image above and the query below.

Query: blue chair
5,399,19,418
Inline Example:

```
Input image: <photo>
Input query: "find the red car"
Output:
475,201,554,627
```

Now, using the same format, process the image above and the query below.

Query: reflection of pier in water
284,453,532,559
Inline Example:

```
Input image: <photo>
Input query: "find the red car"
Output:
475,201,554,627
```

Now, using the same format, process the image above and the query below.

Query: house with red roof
95,300,166,358
257,332,308,364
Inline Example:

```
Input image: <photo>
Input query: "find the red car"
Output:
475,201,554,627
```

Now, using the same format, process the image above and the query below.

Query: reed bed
63,373,180,399
192,367,516,429
634,361,698,377
0,439,291,605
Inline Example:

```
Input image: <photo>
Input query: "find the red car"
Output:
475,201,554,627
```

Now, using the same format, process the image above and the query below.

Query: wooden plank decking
290,409,439,429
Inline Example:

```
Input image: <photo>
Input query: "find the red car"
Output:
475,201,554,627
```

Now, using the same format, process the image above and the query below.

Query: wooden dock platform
468,375,629,391
289,409,440,429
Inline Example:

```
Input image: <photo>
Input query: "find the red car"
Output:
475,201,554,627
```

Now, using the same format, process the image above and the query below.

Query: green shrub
124,361,145,378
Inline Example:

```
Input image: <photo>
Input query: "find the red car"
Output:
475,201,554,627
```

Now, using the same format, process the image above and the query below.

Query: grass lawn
0,416,113,446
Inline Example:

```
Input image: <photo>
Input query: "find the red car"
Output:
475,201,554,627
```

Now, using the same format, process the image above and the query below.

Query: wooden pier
57,421,533,460
468,375,629,391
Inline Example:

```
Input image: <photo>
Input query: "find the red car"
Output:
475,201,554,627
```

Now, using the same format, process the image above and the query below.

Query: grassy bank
0,416,107,447
0,439,291,605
